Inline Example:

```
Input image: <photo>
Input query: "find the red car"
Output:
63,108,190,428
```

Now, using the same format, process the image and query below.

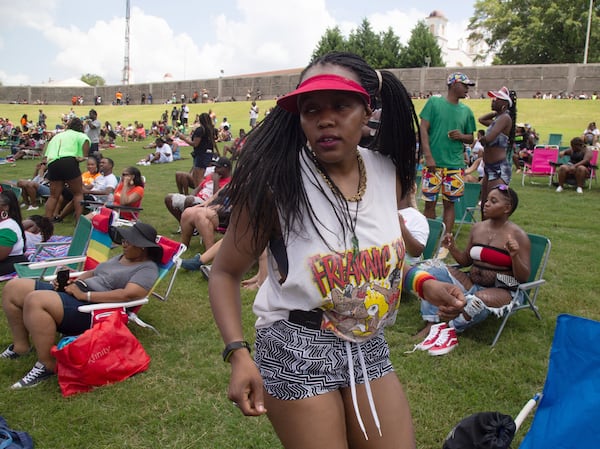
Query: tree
401,21,444,68
346,19,381,67
81,73,106,87
311,19,404,68
468,0,600,64
377,28,405,69
311,26,347,61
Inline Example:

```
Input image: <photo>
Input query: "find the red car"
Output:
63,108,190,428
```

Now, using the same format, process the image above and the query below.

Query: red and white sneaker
417,322,448,351
428,327,458,356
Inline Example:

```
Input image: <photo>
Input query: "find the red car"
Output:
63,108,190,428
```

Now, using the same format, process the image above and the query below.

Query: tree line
311,1,599,68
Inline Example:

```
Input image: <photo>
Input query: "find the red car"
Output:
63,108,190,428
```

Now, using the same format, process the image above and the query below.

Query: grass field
0,98,599,449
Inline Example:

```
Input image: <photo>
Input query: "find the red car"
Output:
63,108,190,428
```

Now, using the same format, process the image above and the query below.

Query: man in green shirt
420,72,477,235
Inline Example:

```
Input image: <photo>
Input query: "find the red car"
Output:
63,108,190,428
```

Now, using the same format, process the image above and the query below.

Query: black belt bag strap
288,309,323,330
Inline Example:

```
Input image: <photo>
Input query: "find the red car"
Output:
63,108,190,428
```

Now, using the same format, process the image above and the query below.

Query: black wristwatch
222,341,251,362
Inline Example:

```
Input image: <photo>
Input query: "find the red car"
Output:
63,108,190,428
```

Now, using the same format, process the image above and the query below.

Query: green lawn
0,99,599,449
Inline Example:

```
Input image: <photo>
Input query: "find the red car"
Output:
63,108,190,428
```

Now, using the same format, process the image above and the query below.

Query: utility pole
584,0,593,64
122,0,131,85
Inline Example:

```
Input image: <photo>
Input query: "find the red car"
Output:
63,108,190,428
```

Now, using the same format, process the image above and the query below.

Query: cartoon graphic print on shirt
309,238,405,343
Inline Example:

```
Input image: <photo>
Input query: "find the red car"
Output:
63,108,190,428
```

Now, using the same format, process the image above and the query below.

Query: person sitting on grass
10,158,49,211
164,157,232,227
414,186,530,355
0,222,162,389
555,137,595,194
223,128,247,160
137,137,173,166
23,215,54,257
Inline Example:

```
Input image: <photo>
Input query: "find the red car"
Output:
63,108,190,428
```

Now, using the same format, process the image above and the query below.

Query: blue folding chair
519,314,600,448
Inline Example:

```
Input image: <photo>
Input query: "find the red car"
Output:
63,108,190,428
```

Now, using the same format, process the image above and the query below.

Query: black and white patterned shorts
255,319,394,401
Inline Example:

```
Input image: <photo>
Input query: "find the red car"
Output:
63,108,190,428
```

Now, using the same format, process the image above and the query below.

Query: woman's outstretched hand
422,279,466,317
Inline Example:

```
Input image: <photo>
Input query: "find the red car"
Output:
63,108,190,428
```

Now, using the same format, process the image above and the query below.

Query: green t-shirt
44,129,90,164
420,96,476,168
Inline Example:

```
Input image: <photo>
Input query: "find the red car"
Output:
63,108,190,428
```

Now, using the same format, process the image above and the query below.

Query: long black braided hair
226,51,419,255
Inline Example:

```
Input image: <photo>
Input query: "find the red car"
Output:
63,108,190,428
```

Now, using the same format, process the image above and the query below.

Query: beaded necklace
310,148,367,259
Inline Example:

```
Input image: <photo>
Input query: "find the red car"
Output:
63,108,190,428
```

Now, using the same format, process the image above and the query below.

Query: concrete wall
2,63,598,105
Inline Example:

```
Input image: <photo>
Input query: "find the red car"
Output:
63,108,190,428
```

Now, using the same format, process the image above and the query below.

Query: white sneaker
428,327,458,356
576,187,583,194
27,205,39,211
555,186,563,192
415,322,448,351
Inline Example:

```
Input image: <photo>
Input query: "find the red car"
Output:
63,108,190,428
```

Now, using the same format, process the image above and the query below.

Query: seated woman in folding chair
1,222,162,389
555,137,594,194
414,186,530,355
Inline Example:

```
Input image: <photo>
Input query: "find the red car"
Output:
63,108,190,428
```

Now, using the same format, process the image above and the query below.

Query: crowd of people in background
0,55,599,449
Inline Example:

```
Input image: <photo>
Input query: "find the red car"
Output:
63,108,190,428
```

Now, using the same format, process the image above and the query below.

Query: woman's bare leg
264,372,415,449
22,290,65,371
1,279,37,354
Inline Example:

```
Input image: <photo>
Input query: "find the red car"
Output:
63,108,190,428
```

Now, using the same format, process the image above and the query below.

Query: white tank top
253,147,405,343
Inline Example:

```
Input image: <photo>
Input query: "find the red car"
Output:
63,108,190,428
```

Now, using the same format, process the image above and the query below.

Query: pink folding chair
521,147,559,186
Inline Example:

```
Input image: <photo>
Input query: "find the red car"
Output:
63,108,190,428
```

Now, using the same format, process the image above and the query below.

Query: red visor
277,74,370,113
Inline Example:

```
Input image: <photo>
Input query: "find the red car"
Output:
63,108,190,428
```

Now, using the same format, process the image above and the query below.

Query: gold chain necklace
314,150,367,202
311,149,367,261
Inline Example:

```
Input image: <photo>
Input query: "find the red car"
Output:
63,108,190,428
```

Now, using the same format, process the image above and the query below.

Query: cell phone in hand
56,269,70,292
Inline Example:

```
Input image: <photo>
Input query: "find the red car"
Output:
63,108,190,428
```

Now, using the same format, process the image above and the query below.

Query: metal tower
122,0,131,85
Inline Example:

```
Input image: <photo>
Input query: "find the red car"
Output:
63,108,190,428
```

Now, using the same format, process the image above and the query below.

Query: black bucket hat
115,222,160,248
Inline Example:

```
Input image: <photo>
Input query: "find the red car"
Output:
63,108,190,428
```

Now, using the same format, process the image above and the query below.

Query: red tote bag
51,312,151,397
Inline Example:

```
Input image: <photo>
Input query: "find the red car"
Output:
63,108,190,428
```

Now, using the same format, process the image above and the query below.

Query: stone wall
2,63,598,105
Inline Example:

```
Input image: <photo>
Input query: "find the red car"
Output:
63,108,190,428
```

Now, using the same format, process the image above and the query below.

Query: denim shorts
193,151,214,169
35,281,93,336
419,262,523,332
484,159,512,185
255,319,393,400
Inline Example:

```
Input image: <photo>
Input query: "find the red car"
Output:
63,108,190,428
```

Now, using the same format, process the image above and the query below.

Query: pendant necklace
311,148,367,260
487,220,507,245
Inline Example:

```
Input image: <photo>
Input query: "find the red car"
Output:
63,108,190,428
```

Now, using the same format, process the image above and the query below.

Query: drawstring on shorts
344,340,382,440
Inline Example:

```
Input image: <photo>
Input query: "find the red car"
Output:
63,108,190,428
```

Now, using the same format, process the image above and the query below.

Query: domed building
425,10,490,67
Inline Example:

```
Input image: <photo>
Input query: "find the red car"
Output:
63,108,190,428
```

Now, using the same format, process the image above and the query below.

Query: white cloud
0,0,472,86
368,8,428,44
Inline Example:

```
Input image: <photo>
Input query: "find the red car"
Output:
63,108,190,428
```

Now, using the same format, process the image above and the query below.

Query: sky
0,0,476,86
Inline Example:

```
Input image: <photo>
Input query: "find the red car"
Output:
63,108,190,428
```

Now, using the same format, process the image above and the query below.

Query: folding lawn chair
23,214,114,283
490,233,551,347
519,314,600,448
521,147,559,187
78,235,187,334
14,215,93,279
454,182,481,239
421,218,446,261
547,133,562,147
